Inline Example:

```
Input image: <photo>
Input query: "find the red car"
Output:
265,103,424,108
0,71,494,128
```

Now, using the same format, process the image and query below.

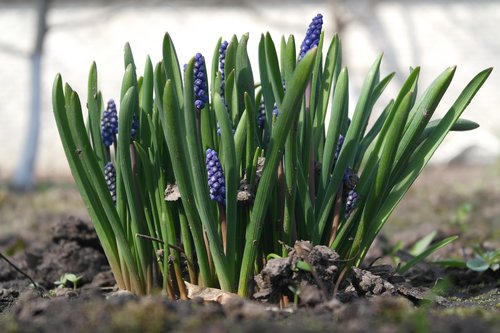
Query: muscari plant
52,14,492,297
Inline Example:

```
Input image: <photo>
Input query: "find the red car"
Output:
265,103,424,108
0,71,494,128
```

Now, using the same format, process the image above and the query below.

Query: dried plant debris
164,183,181,201
254,241,340,305
349,267,447,306
184,282,241,305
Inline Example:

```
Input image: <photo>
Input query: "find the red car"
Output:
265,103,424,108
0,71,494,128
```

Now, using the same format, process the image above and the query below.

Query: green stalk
313,55,383,244
158,79,213,287
238,49,316,296
183,59,232,291
214,93,238,287
357,67,492,264
55,78,144,294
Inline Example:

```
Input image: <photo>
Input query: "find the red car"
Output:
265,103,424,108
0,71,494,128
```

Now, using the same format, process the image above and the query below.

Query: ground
0,163,498,332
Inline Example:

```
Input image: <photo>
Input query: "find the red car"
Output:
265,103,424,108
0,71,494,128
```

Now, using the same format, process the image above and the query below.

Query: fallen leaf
184,282,241,304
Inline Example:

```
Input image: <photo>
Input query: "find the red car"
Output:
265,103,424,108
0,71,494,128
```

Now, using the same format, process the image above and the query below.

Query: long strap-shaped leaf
158,79,213,287
117,86,153,289
183,59,232,291
358,67,492,264
313,55,383,244
214,93,238,286
86,62,106,165
53,76,145,294
237,49,317,296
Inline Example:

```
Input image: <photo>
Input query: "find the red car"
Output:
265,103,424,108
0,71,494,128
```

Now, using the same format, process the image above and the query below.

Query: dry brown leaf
184,282,241,304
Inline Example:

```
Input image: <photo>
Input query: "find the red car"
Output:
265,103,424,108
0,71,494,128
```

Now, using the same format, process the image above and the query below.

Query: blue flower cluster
206,148,226,204
335,134,344,162
101,99,118,147
131,113,138,140
257,102,266,129
104,162,117,204
219,40,228,98
194,53,209,110
299,14,323,60
345,189,357,218
257,103,279,129
343,168,359,218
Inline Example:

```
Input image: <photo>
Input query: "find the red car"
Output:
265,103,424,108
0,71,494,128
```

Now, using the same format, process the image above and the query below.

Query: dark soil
0,164,499,332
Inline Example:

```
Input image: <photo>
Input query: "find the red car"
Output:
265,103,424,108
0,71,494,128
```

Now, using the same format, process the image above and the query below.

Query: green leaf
318,68,348,203
265,33,284,106
466,256,490,272
86,62,106,165
158,79,213,287
409,231,436,256
398,235,458,274
117,86,152,284
162,33,184,109
364,68,492,260
314,54,383,244
183,58,232,291
236,33,255,113
214,92,239,285
53,76,143,293
238,48,317,296
433,259,467,269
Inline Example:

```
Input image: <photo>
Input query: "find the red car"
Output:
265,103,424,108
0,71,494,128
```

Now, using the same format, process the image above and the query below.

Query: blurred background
1,0,499,189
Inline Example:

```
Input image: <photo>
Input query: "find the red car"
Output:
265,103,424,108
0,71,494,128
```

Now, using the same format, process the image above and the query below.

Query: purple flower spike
206,148,226,204
131,113,139,140
219,40,229,98
257,102,279,129
335,134,344,162
104,162,117,205
345,189,357,218
101,99,118,147
193,53,209,110
257,102,266,129
299,14,323,60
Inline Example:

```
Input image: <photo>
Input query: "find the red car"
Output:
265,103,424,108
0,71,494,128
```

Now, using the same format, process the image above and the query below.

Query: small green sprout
466,246,500,272
288,285,300,306
54,273,83,290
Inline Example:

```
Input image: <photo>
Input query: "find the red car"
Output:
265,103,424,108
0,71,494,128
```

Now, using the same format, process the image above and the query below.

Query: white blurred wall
0,0,499,178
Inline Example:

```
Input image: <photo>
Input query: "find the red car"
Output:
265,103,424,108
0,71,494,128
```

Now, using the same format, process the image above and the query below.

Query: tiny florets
257,102,266,129
257,102,279,129
343,168,359,190
104,162,117,205
206,148,226,204
219,40,229,97
345,189,357,218
131,113,138,140
101,99,118,147
335,134,344,162
299,14,323,60
193,53,209,110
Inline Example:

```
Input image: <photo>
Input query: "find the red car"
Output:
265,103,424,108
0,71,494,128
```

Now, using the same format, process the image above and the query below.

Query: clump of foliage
52,14,491,297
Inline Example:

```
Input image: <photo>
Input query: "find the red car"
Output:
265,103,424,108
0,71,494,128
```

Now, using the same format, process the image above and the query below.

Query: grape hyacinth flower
206,148,226,204
104,162,117,204
193,53,209,110
216,124,235,136
131,113,139,140
257,102,266,129
257,102,279,129
343,168,359,190
298,13,323,60
345,189,357,218
335,134,345,162
219,40,228,98
272,105,279,118
101,99,118,147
